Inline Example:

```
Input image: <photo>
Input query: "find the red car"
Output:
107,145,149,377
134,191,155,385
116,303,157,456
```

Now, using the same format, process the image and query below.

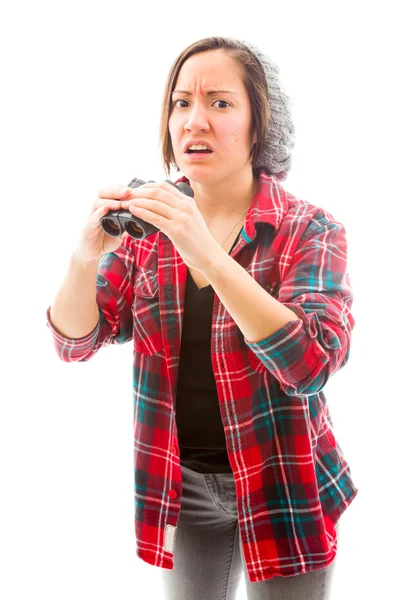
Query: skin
168,49,258,228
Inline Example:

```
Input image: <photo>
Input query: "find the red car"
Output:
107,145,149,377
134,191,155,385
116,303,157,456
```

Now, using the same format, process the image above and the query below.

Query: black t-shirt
176,229,242,473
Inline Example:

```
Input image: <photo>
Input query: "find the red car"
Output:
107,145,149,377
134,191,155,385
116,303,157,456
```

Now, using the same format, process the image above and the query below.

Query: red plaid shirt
46,170,358,582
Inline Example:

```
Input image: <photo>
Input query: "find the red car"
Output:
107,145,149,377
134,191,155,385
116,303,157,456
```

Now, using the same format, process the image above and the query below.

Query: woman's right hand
73,185,133,263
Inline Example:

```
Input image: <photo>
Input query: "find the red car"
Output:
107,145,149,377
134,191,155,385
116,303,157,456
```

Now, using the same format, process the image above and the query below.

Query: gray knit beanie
230,37,296,181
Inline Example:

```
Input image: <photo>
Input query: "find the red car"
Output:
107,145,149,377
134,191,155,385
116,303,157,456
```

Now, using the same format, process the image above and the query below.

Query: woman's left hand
121,181,216,271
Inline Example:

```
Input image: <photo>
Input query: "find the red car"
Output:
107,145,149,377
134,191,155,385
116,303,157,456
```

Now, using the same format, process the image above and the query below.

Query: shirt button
168,489,178,499
171,444,178,455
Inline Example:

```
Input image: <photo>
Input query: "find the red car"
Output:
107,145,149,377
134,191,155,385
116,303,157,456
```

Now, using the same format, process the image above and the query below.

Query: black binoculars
99,177,194,241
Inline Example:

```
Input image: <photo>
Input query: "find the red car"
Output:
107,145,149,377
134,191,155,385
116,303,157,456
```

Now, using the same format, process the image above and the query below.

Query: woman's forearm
49,252,101,339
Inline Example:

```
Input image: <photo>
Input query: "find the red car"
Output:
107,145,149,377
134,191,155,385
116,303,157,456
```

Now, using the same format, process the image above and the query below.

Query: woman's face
168,49,257,183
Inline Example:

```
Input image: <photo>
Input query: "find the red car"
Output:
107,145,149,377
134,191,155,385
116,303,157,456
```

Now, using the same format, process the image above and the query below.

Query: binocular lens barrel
102,219,122,236
125,220,145,238
101,216,145,239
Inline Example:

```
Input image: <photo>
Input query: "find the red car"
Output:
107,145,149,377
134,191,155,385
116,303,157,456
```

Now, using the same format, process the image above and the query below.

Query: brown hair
158,36,270,180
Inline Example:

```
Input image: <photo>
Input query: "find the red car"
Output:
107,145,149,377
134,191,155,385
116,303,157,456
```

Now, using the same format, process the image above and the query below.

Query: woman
47,36,358,599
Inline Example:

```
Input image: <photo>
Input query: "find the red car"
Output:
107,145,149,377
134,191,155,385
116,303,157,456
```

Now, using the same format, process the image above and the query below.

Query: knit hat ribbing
231,38,296,182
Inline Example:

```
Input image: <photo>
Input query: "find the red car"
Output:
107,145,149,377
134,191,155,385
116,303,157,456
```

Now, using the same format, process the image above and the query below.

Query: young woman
47,36,358,599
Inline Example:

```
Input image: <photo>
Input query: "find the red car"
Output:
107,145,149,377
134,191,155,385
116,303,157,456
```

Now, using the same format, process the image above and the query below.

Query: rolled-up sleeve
244,221,355,395
46,240,135,362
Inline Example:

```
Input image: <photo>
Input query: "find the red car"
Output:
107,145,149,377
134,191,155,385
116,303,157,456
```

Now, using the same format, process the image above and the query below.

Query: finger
90,198,122,216
128,200,173,223
122,187,178,208
130,182,176,195
144,181,182,194
98,185,133,200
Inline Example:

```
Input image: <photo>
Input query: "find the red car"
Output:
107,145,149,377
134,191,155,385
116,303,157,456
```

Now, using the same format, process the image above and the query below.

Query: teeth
188,144,211,150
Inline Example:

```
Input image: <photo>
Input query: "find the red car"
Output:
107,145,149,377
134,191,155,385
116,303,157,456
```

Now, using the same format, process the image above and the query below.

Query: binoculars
100,177,194,241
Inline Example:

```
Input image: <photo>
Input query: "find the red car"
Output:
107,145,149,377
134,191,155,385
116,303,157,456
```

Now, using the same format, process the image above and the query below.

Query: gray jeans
161,464,339,600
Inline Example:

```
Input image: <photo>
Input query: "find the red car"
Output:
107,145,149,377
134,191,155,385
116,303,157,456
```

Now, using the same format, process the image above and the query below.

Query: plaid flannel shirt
46,170,358,581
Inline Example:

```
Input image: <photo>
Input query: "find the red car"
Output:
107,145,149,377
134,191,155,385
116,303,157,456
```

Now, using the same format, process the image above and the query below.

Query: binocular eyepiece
99,177,194,241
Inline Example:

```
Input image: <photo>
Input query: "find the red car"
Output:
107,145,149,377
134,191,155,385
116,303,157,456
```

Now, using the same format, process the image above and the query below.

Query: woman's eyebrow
172,89,238,96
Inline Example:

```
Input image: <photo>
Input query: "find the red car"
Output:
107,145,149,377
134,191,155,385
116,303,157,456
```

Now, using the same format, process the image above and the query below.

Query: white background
1,1,398,598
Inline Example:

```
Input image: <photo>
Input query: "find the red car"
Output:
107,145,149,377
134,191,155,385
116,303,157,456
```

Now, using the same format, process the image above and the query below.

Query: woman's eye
213,100,230,109
174,100,230,109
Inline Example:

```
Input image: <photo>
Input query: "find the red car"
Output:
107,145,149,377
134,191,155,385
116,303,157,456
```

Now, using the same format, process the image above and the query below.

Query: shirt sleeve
46,239,135,362
244,220,355,396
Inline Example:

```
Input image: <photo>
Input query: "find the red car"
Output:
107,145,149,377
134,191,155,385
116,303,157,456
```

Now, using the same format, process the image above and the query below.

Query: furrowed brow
172,89,238,96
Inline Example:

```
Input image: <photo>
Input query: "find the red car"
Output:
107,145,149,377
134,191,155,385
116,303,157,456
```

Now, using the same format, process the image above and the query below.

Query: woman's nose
184,105,210,131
